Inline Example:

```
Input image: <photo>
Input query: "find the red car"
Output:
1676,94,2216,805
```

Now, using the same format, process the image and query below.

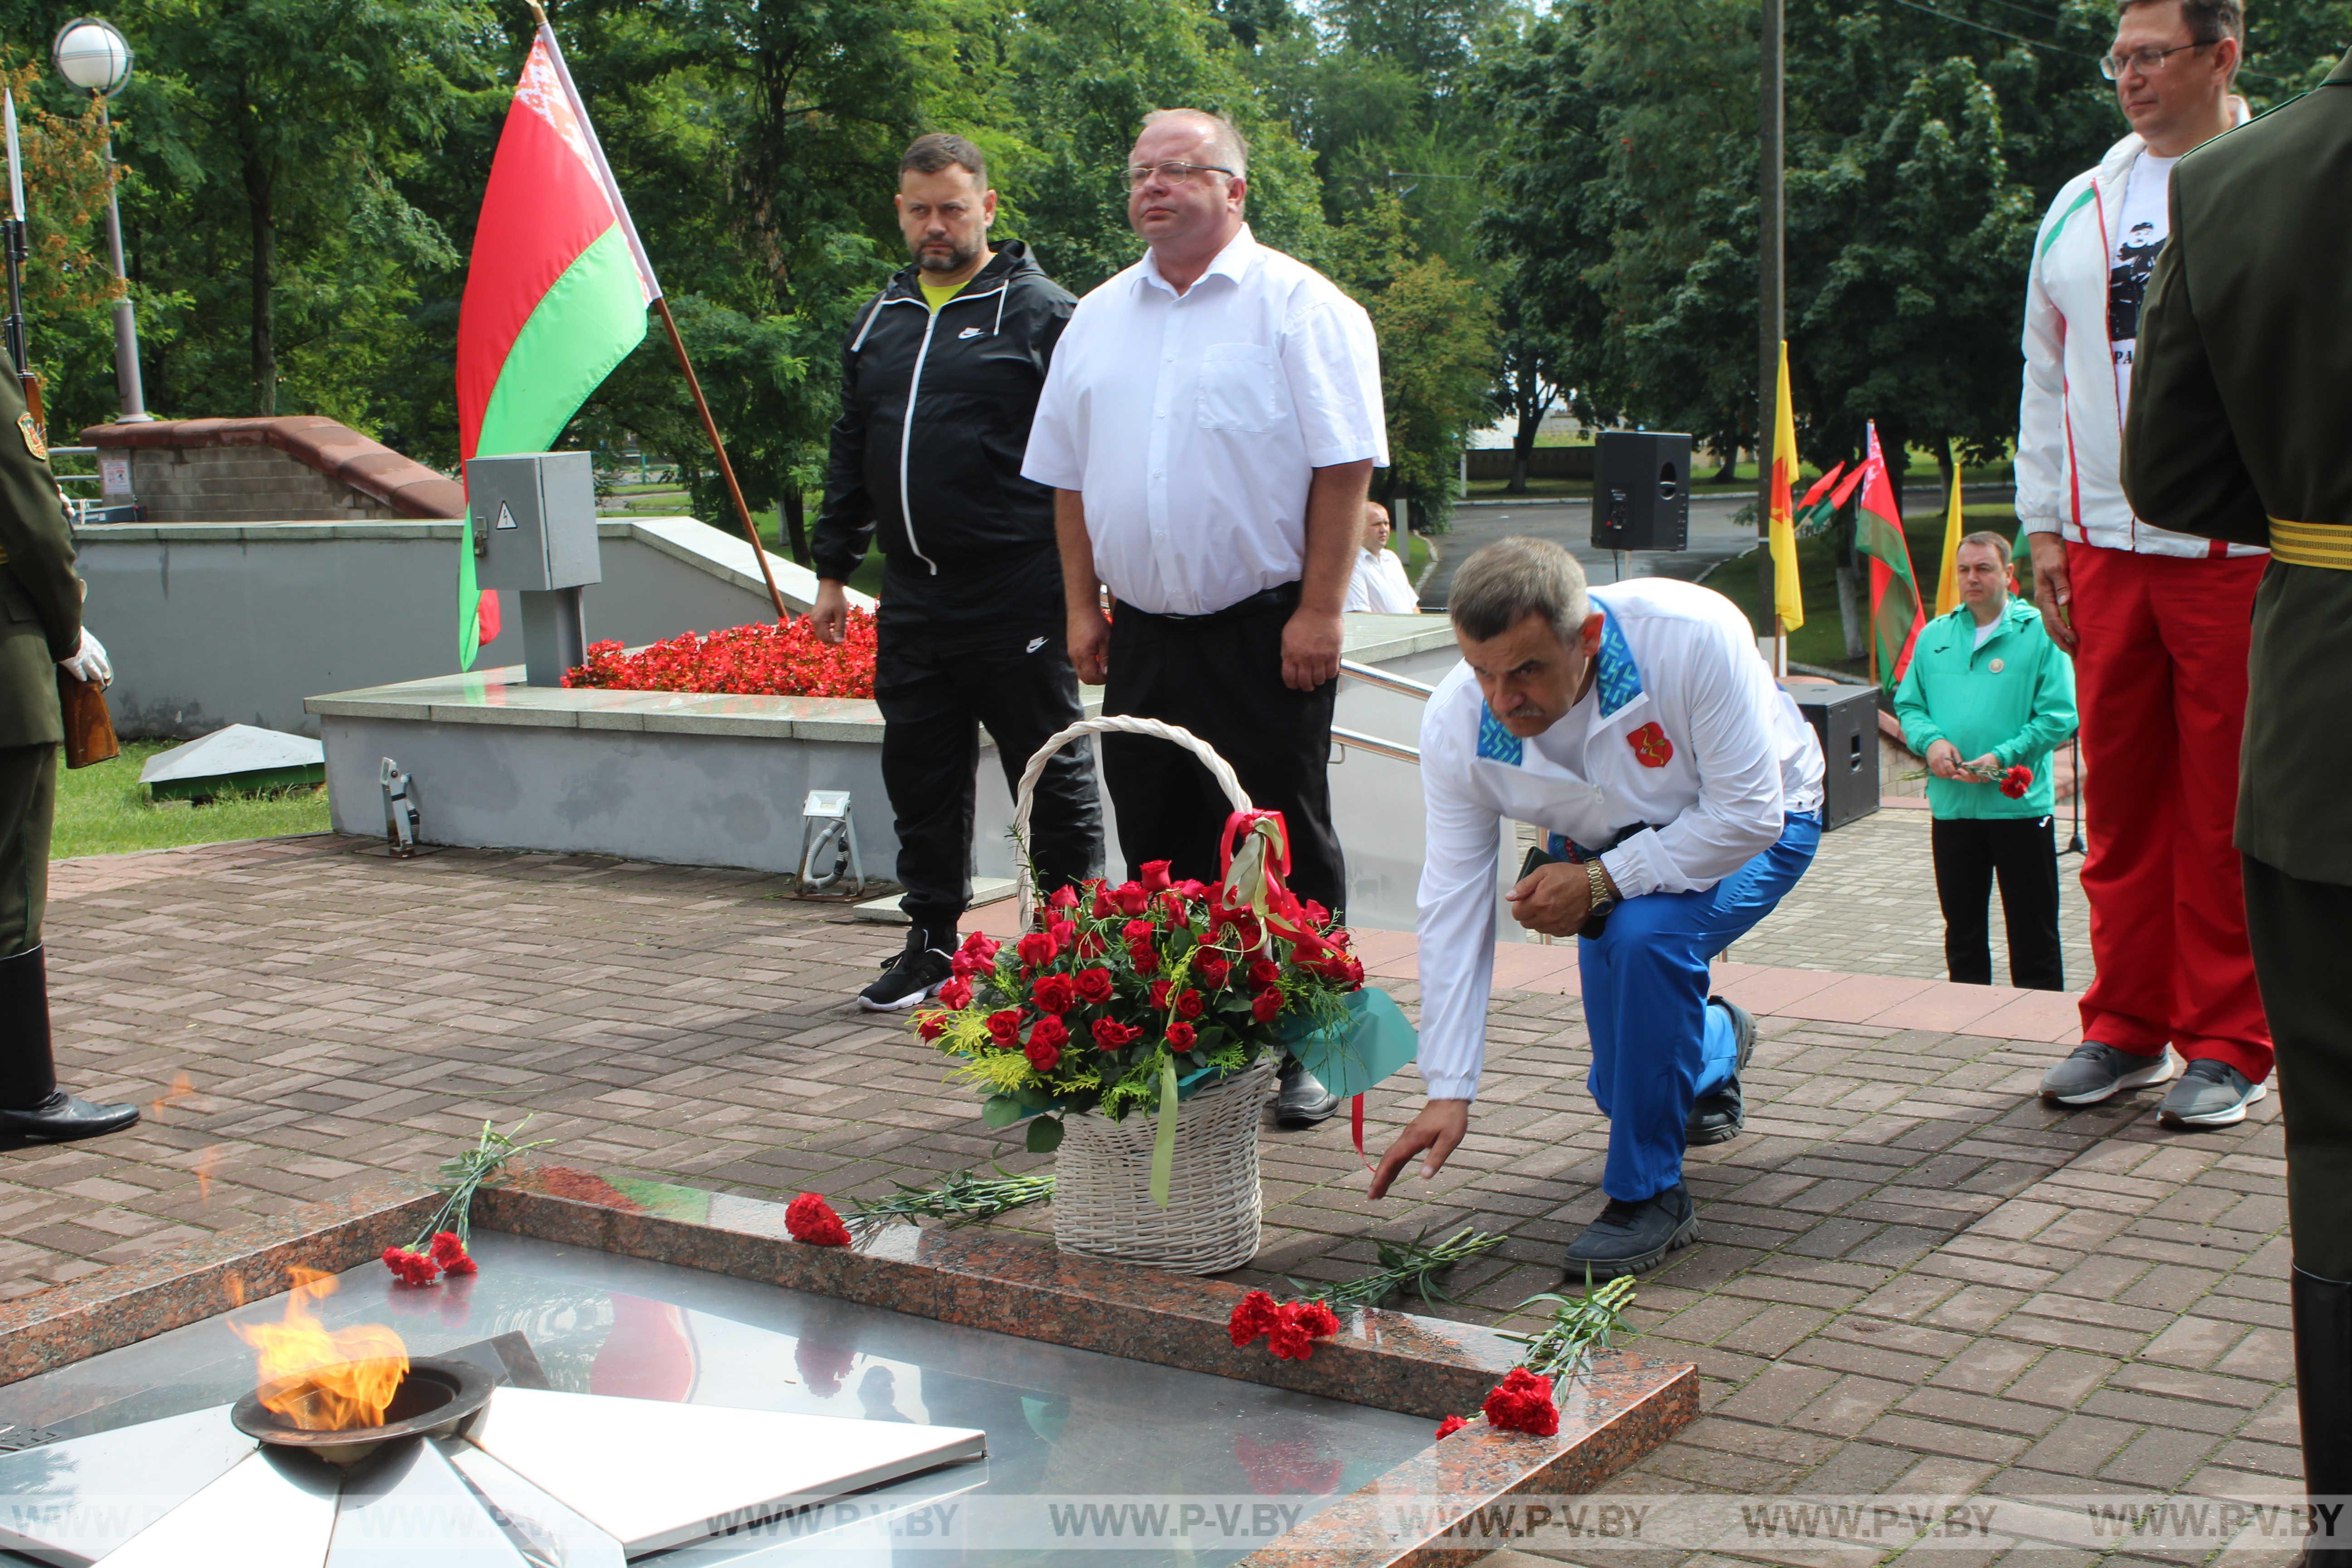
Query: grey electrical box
467,451,602,592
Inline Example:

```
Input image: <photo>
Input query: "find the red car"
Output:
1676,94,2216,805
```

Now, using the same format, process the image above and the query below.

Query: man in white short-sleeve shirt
1023,107,1387,1129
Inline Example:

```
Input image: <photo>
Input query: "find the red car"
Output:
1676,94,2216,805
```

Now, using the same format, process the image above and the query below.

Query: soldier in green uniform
2124,49,2352,1566
0,357,137,1143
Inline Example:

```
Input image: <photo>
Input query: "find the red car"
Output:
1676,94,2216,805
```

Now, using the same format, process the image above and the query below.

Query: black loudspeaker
1591,431,1691,551
1789,683,1882,830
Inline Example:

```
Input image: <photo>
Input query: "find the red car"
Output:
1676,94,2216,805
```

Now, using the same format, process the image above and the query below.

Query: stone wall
81,416,466,523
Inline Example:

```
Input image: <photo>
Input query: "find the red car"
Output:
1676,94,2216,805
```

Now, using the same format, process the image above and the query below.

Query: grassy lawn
54,740,332,859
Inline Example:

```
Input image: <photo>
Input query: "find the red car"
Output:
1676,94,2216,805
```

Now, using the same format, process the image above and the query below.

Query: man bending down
1372,539,1825,1277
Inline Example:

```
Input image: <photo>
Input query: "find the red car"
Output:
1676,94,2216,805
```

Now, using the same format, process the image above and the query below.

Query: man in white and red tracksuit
2016,0,2266,1127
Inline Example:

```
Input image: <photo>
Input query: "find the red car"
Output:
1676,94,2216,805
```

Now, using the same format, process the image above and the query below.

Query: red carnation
1074,967,1116,1004
1032,973,1078,1015
1111,882,1152,915
917,1012,948,1041
936,976,973,1010
1250,959,1283,989
787,1192,853,1247
1196,955,1232,989
382,1246,441,1286
428,1231,479,1277
1290,1299,1340,1338
1048,884,1079,910
1252,988,1284,1023
1268,1318,1316,1361
1092,1018,1141,1049
1229,1289,1282,1346
1139,861,1174,893
1435,1415,1469,1440
1016,931,1058,969
2000,764,2034,799
1480,1367,1559,1436
1166,1021,1196,1049
986,1008,1025,1046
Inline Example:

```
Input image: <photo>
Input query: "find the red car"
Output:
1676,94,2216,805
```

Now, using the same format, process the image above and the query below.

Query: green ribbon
1149,1055,1180,1208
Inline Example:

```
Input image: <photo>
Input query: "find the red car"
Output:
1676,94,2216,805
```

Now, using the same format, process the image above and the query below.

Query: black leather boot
1274,1057,1339,1129
1686,996,1757,1146
0,947,139,1144
2294,1267,2352,1567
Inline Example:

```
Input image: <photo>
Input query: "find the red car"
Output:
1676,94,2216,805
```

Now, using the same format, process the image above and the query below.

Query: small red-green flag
1793,460,1850,535
1854,421,1927,690
453,24,660,668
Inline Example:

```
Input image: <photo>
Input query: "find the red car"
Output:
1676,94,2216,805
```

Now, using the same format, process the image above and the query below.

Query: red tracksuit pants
2068,543,2272,1082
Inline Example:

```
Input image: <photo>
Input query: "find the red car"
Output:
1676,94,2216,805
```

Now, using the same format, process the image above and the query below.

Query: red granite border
80,415,466,519
0,1174,436,1388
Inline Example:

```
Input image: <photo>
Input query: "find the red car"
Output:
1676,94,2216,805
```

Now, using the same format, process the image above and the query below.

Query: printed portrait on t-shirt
2108,219,2165,361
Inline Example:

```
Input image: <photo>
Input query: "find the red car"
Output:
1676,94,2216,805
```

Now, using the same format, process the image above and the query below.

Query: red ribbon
1352,1093,1367,1169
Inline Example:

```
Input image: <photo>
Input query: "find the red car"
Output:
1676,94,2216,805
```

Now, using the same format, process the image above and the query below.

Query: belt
2268,519,2352,570
1116,582,1300,626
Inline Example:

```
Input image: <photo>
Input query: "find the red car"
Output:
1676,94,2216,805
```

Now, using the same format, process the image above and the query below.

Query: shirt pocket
1195,343,1287,434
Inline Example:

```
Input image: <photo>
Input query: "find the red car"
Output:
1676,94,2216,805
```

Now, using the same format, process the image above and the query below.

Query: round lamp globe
52,18,132,97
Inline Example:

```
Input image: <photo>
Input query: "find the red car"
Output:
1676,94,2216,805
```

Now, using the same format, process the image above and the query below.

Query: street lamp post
52,17,149,423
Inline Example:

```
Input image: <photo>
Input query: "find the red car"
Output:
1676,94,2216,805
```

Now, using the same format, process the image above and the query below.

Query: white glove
58,628,111,688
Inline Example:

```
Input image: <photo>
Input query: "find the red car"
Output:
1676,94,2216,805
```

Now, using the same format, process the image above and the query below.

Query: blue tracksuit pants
1577,811,1821,1201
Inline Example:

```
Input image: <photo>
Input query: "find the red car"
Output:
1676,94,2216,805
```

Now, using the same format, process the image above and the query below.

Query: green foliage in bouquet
917,858,1367,1152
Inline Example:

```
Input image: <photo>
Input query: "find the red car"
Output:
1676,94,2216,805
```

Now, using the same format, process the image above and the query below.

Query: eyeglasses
1121,161,1237,189
2099,40,2211,79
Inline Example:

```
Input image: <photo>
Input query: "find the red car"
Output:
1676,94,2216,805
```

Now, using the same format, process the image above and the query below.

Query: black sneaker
1562,1182,1699,1279
1686,996,1756,1147
858,931,953,1012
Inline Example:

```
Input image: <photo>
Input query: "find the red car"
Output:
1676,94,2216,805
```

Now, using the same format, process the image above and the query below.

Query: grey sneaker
2157,1059,2268,1128
2039,1042,2178,1106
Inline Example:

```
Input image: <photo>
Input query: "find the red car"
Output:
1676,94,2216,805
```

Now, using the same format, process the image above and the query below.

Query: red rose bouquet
918,814,1366,1152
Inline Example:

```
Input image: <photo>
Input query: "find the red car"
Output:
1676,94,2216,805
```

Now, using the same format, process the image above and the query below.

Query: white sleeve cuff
1421,1071,1480,1102
2017,515,2061,536
1599,838,1662,901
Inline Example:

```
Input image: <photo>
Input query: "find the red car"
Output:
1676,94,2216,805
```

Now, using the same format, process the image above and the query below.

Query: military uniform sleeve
0,355,78,661
2121,178,2269,548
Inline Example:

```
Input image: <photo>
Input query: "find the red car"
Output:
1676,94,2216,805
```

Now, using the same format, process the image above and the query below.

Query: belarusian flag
1793,461,1852,535
453,25,660,668
1855,421,1927,690
1767,341,1803,632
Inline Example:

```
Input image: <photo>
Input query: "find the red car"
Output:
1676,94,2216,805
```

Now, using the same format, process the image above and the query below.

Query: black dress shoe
1562,1182,1699,1279
1274,1058,1339,1129
1686,996,1757,1147
0,1091,139,1143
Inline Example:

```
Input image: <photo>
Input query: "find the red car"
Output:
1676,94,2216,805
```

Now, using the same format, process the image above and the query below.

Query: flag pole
652,296,792,625
521,0,791,626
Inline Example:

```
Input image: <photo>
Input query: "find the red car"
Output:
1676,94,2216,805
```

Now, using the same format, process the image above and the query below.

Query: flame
229,1266,409,1431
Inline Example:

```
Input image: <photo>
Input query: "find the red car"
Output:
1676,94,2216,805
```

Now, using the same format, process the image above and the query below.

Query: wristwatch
1584,860,1617,917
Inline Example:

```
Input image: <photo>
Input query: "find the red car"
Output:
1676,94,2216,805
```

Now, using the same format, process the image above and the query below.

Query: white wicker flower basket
1010,716,1275,1274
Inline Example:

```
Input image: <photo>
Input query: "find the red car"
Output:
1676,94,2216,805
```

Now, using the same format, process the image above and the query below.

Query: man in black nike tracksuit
813,132,1103,1011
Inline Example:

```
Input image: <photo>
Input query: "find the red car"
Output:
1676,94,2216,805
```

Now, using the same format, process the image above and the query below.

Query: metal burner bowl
230,1355,494,1467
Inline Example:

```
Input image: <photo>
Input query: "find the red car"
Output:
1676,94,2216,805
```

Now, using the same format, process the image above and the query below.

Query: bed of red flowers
564,610,879,699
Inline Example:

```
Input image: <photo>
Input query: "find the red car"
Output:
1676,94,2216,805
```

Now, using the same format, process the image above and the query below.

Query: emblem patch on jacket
1628,721,1673,768
17,412,44,460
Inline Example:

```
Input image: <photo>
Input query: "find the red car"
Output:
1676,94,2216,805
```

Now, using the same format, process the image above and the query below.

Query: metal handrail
1331,726,1419,765
1339,659,1436,700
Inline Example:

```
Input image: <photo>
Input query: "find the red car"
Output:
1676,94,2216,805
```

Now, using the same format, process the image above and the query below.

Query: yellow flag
1768,341,1803,631
1935,443,1965,616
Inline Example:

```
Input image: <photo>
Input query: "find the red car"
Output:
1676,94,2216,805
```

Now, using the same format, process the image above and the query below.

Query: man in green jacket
0,356,137,1143
1894,532,2078,993
2121,46,2352,1561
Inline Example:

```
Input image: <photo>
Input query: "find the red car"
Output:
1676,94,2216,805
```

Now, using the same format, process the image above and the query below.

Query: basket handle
1011,716,1253,926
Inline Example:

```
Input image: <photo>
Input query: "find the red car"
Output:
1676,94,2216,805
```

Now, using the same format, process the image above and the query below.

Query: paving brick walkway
10,832,2297,1563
